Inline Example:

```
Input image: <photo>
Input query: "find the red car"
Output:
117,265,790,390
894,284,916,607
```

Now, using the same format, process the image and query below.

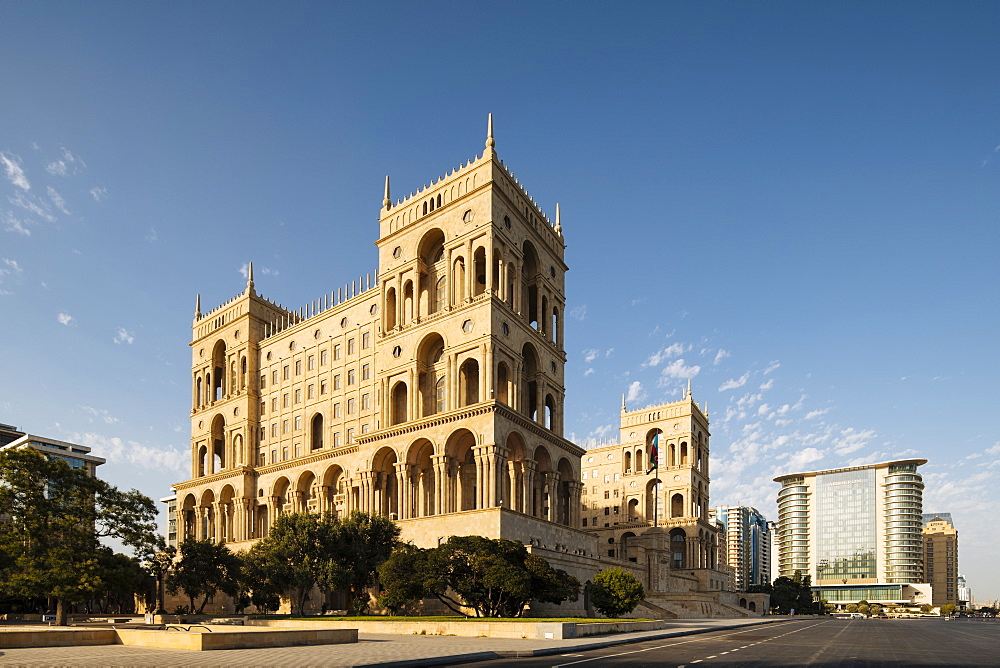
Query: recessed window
501,322,509,336
282,419,289,434
282,366,290,380
334,403,341,418
462,319,474,333
362,332,370,349
294,416,301,430
347,428,355,443
550,267,556,278
348,369,356,385
550,361,556,372
320,380,328,395
348,398,356,414
333,432,341,447
463,209,474,223
294,389,301,403
392,345,402,358
234,330,240,339
362,393,370,410
283,393,290,408
307,384,315,399
295,360,302,375
340,317,349,328
314,329,321,339
362,363,370,380
504,215,511,229
233,407,239,416
348,338,356,355
370,304,379,316
392,246,401,259
266,352,272,361
334,344,342,360
321,350,328,365
271,398,278,411
334,375,341,390
308,355,315,370
289,341,296,351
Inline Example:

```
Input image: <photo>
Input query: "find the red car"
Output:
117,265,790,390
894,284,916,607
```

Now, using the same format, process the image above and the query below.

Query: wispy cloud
644,342,689,367
833,427,876,455
584,368,594,376
763,361,781,375
47,186,69,215
1,211,30,236
70,431,187,474
90,186,108,202
57,312,73,325
45,147,83,177
80,405,121,425
8,190,56,222
759,378,774,391
0,257,23,294
583,349,599,363
719,373,749,391
569,304,587,321
1,152,30,190
805,408,830,419
238,262,279,279
145,227,158,242
113,327,134,345
714,349,730,365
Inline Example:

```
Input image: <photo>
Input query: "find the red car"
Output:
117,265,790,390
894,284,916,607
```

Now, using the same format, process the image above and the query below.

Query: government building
169,118,765,618
774,459,933,610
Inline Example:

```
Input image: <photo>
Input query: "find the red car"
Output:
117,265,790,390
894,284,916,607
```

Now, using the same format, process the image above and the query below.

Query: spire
382,175,391,208
686,378,692,399
554,203,562,234
621,393,626,412
246,261,255,294
485,113,495,153
195,293,201,318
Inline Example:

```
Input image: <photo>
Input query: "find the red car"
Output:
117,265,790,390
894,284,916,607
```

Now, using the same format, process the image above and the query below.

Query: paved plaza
0,619,783,667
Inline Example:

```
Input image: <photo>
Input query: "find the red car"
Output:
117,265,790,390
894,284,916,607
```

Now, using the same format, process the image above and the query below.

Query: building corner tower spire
383,175,391,209
246,261,255,295
485,112,495,156
195,293,201,319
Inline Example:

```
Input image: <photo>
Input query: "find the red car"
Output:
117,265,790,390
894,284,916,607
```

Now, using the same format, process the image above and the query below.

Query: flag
647,432,658,475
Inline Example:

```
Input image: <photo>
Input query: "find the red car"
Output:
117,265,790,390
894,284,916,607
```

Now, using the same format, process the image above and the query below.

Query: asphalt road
456,618,1000,667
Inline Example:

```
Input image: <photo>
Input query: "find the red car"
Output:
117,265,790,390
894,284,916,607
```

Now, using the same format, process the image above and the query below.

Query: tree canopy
0,447,160,624
377,536,579,617
590,567,645,618
167,538,241,613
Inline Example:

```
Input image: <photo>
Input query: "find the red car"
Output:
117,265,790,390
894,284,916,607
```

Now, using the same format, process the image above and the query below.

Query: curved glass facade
884,463,923,583
777,481,809,574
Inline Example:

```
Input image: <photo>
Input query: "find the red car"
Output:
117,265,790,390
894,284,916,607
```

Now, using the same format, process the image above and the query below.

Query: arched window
311,413,323,450
496,362,510,405
391,382,408,426
435,376,446,413
459,358,479,407
385,287,397,330
435,276,447,313
473,247,487,297
671,493,684,518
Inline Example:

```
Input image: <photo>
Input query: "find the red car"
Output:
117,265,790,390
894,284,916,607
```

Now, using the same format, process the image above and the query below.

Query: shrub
590,568,644,618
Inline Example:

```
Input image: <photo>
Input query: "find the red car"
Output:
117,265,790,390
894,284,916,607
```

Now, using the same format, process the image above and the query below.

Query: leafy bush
590,568,644,618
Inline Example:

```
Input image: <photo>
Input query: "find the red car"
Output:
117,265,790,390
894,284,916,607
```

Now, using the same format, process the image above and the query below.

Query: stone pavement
0,618,788,667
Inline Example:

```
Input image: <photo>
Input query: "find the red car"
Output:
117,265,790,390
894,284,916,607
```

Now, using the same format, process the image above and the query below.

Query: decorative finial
383,175,391,208
246,261,255,294
195,293,201,318
554,203,562,234
621,393,626,411
485,113,495,150
686,378,692,398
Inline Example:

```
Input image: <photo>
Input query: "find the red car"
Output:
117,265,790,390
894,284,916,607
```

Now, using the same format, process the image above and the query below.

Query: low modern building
709,505,771,592
0,427,105,475
774,459,932,609
923,513,959,608
957,574,971,610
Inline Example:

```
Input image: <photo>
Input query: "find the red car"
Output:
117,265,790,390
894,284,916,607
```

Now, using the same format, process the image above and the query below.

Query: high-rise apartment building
0,424,105,475
710,505,771,592
923,513,959,608
774,459,932,608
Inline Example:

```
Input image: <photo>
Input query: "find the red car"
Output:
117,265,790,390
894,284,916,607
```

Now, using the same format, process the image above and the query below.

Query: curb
358,618,791,667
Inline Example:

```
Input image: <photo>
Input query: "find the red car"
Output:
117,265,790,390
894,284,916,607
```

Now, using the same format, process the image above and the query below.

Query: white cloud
719,373,749,391
238,262,278,279
45,147,82,177
779,446,827,474
47,186,69,215
583,349,599,363
644,342,689,367
145,227,158,242
660,358,700,380
763,361,781,375
713,349,730,365
57,312,73,325
626,381,645,403
805,408,831,419
759,378,774,391
757,403,770,416
1,258,21,275
569,305,587,321
90,186,108,202
584,368,594,376
1,210,30,236
71,431,187,474
8,191,56,222
833,428,876,455
113,327,134,345
1,152,30,190
80,405,121,425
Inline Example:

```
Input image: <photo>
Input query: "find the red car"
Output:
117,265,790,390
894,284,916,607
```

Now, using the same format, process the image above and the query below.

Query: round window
392,246,402,259
462,319,474,333
340,317,349,328
289,341,296,350
314,329,321,339
392,345,402,358
234,330,240,339
370,304,378,316
463,209,474,223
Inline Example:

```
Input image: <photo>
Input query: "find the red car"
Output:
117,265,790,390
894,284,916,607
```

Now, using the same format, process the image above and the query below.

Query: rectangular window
582,472,588,479
307,384,315,399
282,419,289,434
361,423,369,434
259,426,265,441
334,375,341,390
614,506,619,514
271,422,278,437
361,393,370,410
614,473,620,482
582,518,588,527
320,380,328,395
348,338,356,355
362,332,370,349
259,374,266,389
259,452,265,466
295,360,302,375
604,507,610,516
334,344,341,360
271,449,277,463
283,393,290,408
604,491,610,499
321,349,328,365
283,365,290,380
260,401,266,415
362,363,370,380
272,370,278,384
294,443,301,457
308,355,315,371
604,474,610,483
347,428,355,443
294,389,301,404
272,397,278,411
282,447,288,461
348,369,356,385
294,416,302,430
348,398,356,414
333,432,341,447
333,403,341,418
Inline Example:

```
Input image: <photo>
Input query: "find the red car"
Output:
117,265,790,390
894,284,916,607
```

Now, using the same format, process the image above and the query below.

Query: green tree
846,603,858,613
0,447,160,625
377,536,578,618
323,511,400,614
142,546,176,614
167,538,241,613
590,568,645,618
857,602,871,616
869,603,883,616
920,604,934,614
940,604,957,616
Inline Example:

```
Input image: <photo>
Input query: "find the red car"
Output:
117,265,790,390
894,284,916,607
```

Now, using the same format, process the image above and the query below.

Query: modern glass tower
774,459,930,607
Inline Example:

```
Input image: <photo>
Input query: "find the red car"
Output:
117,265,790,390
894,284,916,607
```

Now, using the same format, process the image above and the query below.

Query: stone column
569,481,583,527
544,471,559,522
394,463,410,519
521,459,537,516
506,461,518,510
432,455,449,515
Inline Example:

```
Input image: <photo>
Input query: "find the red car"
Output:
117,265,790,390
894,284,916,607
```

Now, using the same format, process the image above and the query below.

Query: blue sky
2,2,997,604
